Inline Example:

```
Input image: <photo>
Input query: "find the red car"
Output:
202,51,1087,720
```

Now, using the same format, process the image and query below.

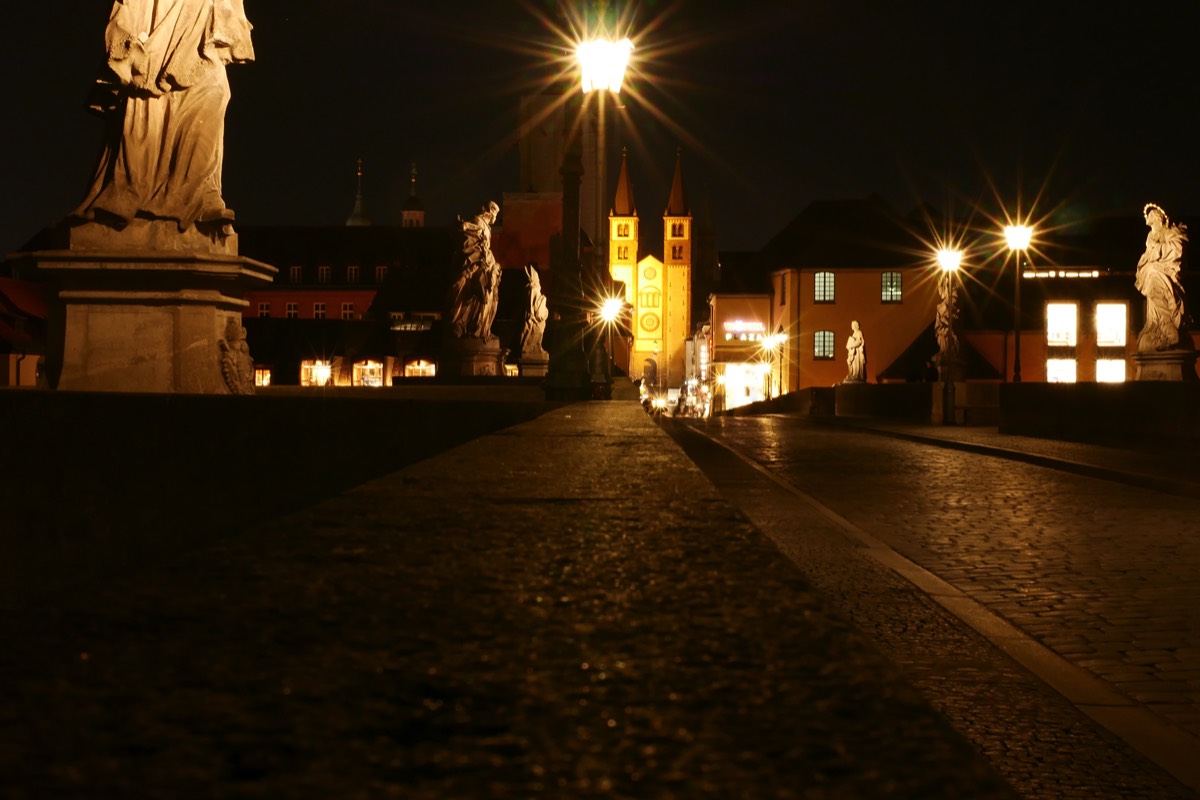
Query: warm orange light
1004,225,1033,251
577,38,633,94
599,296,624,323
937,248,962,273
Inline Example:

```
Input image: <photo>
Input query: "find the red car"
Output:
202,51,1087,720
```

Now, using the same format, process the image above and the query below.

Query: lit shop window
1046,358,1077,383
814,330,834,359
1096,359,1126,383
353,360,384,387
300,359,333,386
1046,303,1077,346
254,368,271,387
405,359,437,378
1095,303,1127,347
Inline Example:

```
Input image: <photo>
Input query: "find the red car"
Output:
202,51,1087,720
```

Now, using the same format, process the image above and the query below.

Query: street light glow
599,296,623,323
937,248,962,273
1004,224,1033,251
577,38,633,94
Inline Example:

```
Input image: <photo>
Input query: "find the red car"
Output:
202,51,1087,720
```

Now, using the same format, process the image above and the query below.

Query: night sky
3,1,1198,258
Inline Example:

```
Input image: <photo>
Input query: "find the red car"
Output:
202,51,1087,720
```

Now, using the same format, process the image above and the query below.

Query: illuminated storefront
707,294,772,413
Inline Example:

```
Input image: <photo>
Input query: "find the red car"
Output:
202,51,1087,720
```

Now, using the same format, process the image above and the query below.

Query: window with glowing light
814,330,834,359
285,302,298,319
353,360,384,387
341,302,355,320
254,368,271,387
300,359,333,387
881,272,902,303
1095,303,1127,347
1046,303,1077,346
405,359,436,378
257,302,270,318
313,302,326,320
1046,358,1077,383
1096,359,1126,382
814,272,835,303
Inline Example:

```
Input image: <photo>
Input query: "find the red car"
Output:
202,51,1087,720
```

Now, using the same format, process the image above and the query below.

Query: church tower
401,162,425,228
608,148,639,375
661,148,692,388
345,158,372,227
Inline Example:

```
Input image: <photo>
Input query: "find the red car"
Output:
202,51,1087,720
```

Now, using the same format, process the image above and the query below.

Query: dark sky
3,1,1198,257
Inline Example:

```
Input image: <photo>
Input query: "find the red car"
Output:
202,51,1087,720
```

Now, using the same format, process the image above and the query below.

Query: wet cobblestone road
669,415,1200,800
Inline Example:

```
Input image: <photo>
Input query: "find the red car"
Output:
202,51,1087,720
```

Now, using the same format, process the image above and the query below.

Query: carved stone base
518,356,549,377
441,337,508,377
1134,350,1198,381
10,249,275,393
55,217,238,257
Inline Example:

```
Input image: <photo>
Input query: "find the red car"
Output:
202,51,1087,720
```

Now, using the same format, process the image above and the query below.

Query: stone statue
519,265,549,359
1135,202,1189,353
935,271,959,358
844,320,865,382
447,201,502,342
74,0,255,232
218,316,254,394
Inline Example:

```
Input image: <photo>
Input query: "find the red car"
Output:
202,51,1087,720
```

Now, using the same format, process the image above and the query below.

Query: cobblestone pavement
0,404,1016,799
667,415,1199,799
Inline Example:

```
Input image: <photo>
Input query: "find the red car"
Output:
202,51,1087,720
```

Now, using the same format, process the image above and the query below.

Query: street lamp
1004,224,1033,382
577,37,632,282
936,248,962,425
599,295,624,383
762,329,786,399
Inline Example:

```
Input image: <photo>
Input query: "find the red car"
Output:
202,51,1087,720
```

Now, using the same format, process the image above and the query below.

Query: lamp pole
1004,225,1032,383
936,248,962,425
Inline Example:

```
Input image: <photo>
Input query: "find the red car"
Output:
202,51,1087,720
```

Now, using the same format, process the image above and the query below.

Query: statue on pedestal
519,265,549,359
447,201,502,344
935,271,960,359
844,320,865,383
1135,202,1189,353
73,0,255,234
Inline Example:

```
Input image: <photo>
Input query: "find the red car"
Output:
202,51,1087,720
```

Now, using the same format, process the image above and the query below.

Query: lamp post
599,295,623,384
936,248,962,425
762,330,786,398
1004,224,1032,382
576,35,632,396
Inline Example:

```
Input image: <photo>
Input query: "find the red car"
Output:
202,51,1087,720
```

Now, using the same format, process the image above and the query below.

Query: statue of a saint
935,271,959,358
1135,203,1189,353
74,0,255,232
447,201,502,342
519,265,549,359
844,320,865,382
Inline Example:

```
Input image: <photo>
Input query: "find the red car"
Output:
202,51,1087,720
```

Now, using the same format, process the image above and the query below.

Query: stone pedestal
12,247,275,393
1134,350,1198,381
441,337,508,377
518,355,549,377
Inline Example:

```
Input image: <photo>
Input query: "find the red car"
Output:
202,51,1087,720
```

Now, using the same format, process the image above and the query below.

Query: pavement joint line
685,420,1200,795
